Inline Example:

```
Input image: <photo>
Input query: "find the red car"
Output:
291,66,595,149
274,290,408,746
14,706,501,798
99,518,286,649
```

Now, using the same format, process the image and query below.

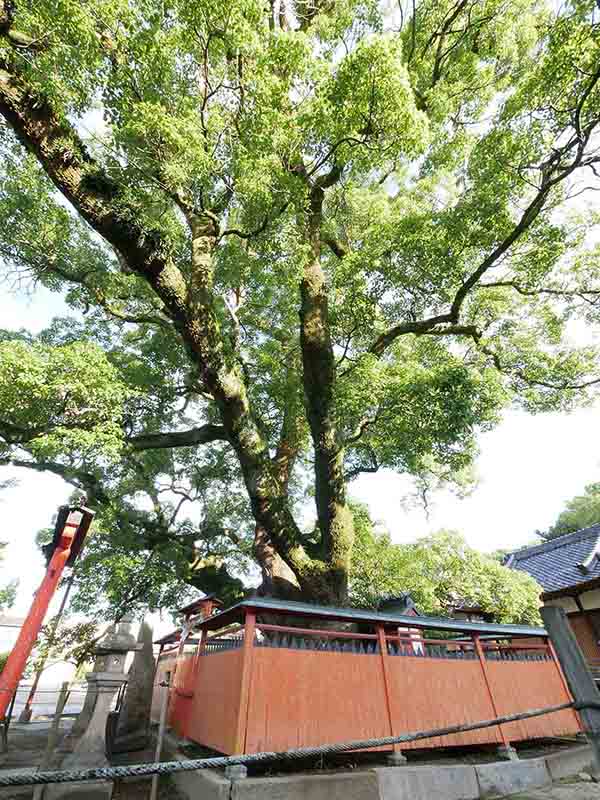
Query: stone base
107,729,150,755
475,758,550,797
17,707,32,725
496,744,519,761
386,751,408,766
44,780,113,800
546,744,594,781
377,765,479,800
225,765,248,780
167,748,594,800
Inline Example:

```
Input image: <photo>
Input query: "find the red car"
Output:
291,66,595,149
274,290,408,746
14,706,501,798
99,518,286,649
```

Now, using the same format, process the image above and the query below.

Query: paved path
10,685,85,720
514,782,600,799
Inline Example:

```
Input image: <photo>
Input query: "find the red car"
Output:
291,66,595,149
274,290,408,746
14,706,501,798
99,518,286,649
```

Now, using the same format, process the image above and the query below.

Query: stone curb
164,743,595,800
545,745,593,781
474,758,551,799
376,764,479,800
232,770,379,800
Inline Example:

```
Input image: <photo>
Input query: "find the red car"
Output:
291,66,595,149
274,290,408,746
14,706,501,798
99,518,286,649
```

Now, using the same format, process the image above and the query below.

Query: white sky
1,285,600,620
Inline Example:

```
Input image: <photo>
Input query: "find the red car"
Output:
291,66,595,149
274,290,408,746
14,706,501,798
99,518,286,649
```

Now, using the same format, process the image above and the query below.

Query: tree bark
297,181,354,603
0,42,350,606
254,525,303,600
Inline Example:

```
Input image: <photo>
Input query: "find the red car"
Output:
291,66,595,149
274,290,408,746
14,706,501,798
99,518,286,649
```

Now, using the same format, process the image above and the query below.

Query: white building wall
578,589,600,611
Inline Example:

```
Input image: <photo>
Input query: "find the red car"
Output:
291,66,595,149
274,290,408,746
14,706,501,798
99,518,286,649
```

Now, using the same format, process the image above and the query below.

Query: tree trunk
253,524,303,601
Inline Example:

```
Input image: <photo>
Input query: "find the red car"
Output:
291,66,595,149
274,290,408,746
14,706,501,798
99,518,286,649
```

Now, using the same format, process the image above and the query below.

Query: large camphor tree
1,0,600,611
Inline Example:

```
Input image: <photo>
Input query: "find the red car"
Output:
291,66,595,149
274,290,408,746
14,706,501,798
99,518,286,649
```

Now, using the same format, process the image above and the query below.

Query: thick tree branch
345,412,381,445
369,94,600,359
1,456,110,504
322,235,348,259
297,177,354,597
128,424,227,451
369,318,479,356
0,58,190,320
0,2,46,51
345,446,380,481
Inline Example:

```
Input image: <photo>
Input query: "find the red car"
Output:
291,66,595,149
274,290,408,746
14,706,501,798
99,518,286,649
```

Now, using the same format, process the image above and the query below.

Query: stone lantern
49,618,140,799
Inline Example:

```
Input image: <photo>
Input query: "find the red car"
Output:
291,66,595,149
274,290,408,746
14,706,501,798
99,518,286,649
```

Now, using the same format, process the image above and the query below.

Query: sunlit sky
1,284,600,621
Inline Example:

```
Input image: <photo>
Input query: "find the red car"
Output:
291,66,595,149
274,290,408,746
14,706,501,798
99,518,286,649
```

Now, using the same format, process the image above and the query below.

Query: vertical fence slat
377,625,400,753
473,635,509,747
234,610,256,755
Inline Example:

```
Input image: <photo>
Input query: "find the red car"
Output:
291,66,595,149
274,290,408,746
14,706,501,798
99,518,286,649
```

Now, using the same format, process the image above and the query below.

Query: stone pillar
64,651,105,745
110,620,155,753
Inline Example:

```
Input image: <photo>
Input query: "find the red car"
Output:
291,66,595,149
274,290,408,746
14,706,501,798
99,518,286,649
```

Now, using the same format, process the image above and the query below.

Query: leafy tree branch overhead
0,0,599,607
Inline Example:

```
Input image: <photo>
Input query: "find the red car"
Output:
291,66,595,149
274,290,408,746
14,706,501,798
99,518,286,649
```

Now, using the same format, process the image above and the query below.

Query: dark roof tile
506,524,600,592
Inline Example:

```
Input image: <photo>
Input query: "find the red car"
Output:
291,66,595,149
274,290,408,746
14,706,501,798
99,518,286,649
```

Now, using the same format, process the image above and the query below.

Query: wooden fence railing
152,612,580,756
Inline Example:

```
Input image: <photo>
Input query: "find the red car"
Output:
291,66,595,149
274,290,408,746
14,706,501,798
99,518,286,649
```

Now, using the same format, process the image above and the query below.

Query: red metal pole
18,573,75,723
0,513,80,721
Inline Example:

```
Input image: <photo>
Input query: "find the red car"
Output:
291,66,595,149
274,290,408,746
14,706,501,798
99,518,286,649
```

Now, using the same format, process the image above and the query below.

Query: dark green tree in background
537,482,600,542
350,503,542,624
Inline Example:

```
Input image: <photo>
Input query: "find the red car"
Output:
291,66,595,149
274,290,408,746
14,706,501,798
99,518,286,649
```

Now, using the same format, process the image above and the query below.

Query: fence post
472,635,517,760
540,606,600,777
1,689,17,754
231,609,256,769
149,679,170,800
32,681,70,800
192,628,208,679
376,624,406,765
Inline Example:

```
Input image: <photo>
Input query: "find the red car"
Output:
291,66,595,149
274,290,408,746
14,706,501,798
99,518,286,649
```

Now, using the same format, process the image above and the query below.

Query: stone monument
109,620,155,753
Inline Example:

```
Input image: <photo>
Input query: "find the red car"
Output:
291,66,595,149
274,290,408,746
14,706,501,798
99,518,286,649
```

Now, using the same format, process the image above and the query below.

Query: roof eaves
198,597,547,638
577,533,600,574
509,524,600,564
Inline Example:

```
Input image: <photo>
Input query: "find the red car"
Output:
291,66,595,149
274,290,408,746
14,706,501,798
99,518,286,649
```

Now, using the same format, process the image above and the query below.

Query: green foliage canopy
539,482,600,541
0,0,598,608
350,504,542,625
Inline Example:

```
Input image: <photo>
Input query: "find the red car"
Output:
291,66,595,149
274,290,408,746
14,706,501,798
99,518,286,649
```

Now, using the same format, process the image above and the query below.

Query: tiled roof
506,524,600,593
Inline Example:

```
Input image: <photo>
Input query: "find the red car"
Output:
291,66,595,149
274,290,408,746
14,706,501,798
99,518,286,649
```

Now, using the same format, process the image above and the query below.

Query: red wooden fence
152,599,580,755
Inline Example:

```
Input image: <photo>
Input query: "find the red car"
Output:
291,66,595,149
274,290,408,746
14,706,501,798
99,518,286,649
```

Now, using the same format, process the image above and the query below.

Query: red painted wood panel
245,649,390,753
184,649,243,754
386,657,503,749
485,660,580,740
170,654,196,735
174,647,581,754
